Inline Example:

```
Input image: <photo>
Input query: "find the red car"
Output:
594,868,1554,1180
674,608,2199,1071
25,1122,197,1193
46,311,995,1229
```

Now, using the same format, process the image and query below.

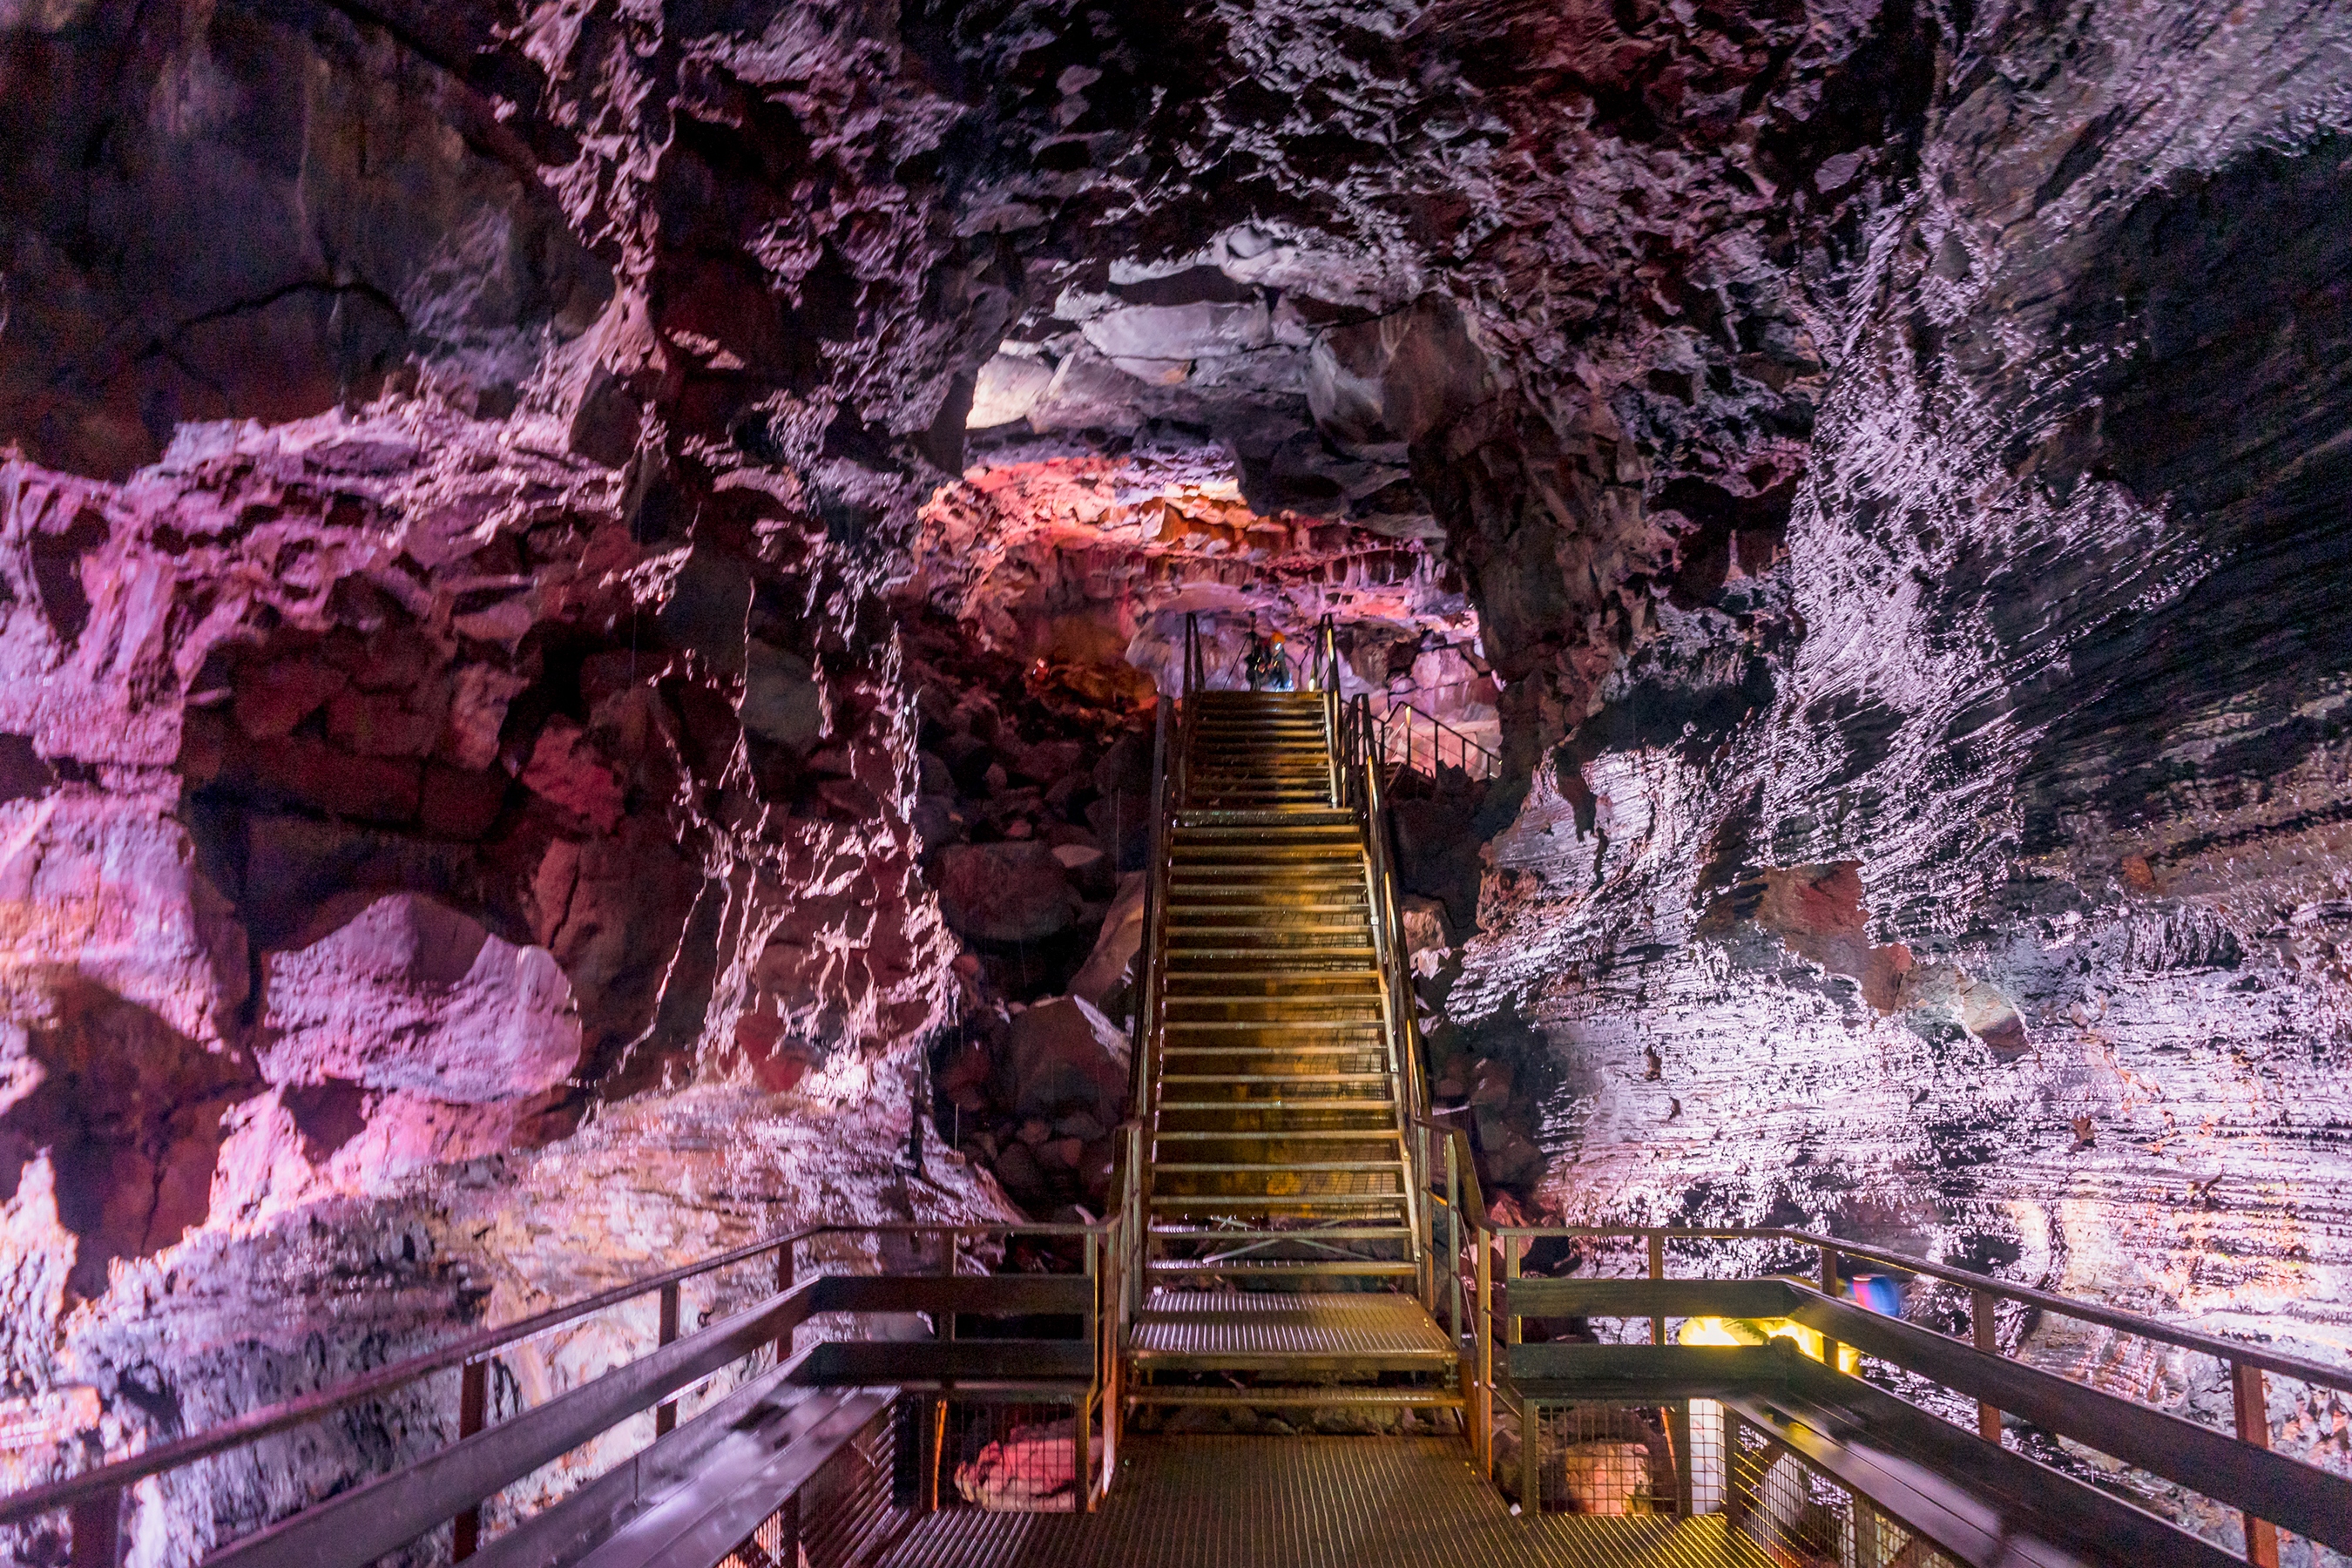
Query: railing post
1726,1410,1753,1532
2232,1362,2281,1568
775,1239,796,1368
1446,1135,1463,1348
1817,1246,1842,1374
452,1360,488,1558
1505,1233,1523,1348
1855,1499,1883,1565
1970,1287,2002,1443
1476,1227,1494,1474
653,1282,681,1436
1648,1232,1666,1346
1670,1400,1695,1519
1081,1229,1098,1513
68,1487,120,1568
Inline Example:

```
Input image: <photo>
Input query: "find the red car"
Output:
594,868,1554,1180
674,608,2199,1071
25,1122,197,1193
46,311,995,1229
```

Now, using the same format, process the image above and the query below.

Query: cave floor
863,1436,1774,1566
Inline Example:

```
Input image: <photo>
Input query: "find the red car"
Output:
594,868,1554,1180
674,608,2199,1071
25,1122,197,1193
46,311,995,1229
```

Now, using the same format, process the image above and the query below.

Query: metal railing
1331,683,1432,1300
1173,612,1348,694
1403,1112,2352,1564
1374,701,1499,783
3,1201,1146,1567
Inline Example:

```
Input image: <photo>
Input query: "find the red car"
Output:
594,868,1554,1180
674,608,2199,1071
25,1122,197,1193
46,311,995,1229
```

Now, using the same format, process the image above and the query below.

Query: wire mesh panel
1723,1411,1970,1568
1727,1417,1850,1565
1853,1505,1965,1568
1511,1402,1689,1515
794,1398,906,1568
945,1400,1086,1512
715,1497,796,1568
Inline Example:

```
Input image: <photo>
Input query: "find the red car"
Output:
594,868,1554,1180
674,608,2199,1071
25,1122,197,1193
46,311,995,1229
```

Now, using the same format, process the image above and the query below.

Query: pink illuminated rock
953,1418,1078,1511
260,893,581,1103
1068,873,1147,1010
520,719,625,833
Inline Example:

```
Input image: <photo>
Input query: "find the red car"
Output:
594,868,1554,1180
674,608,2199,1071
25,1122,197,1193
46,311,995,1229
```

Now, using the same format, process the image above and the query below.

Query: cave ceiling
4,0,2352,1536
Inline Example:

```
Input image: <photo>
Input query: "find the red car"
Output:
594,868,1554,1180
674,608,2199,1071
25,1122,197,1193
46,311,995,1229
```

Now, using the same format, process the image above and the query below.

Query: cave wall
0,0,1028,1553
1422,0,2352,1514
1443,0,2352,1314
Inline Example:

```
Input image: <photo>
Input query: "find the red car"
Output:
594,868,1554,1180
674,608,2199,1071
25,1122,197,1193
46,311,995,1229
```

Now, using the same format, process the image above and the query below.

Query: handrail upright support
1475,1230,1494,1473
452,1360,489,1558
1080,1230,1099,1513
1647,1232,1666,1346
67,1488,118,1568
1971,1287,2001,1443
2234,1362,2282,1568
1818,1247,1843,1373
1447,1135,1463,1349
652,1282,682,1436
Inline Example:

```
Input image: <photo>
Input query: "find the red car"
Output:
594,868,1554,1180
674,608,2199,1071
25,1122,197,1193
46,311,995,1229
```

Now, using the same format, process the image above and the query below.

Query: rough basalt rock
5,0,2352,1551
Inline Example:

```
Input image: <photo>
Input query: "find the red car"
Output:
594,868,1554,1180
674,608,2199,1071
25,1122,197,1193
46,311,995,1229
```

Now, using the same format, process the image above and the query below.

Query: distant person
1245,626,1293,691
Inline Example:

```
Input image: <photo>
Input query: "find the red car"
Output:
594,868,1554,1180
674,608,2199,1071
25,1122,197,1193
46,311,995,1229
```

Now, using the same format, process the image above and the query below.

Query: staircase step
1146,1224,1415,1240
1162,1018,1382,1030
1144,1260,1417,1277
1163,958,1380,971
1162,909,1368,920
1155,1098,1396,1111
1152,1159,1408,1173
1160,1071,1392,1083
1166,968,1382,983
1125,1388,1462,1409
1149,1195,1408,1212
1159,1021,1387,1031
1153,1129,1405,1140
1159,1045,1392,1057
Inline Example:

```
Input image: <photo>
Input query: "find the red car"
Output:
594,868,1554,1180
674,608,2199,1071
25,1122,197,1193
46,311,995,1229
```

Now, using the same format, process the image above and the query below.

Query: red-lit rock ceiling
909,448,1489,719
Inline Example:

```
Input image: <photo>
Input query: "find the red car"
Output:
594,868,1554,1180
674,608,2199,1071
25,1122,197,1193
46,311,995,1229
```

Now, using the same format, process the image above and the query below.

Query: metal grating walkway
864,1437,1778,1567
1130,1292,1453,1363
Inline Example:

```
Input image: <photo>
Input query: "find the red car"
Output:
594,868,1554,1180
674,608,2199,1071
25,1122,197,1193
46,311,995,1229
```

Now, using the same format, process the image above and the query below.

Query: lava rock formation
3,0,2351,1552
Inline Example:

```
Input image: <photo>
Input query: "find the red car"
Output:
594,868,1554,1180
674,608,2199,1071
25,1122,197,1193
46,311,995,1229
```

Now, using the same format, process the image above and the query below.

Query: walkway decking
1128,1291,1455,1369
867,1437,1776,1568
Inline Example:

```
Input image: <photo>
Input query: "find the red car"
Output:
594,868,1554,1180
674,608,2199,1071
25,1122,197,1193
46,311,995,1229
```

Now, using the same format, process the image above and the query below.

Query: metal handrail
1408,1112,2350,1560
0,1213,1123,1536
1376,700,1498,782
1127,698,1171,1124
1409,1108,2352,1400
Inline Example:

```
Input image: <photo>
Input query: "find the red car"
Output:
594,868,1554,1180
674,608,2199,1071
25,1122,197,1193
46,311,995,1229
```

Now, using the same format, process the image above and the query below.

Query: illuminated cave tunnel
2,0,2349,1560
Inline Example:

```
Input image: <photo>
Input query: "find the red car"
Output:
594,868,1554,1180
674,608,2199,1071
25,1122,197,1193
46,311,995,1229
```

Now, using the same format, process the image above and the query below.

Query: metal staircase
1125,620,1456,1409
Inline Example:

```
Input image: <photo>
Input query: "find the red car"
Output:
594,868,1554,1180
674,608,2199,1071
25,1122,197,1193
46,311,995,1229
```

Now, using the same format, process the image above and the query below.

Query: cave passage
3,0,2352,1560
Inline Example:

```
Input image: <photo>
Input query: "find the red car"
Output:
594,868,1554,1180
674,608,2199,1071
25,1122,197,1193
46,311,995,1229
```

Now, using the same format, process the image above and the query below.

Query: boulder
419,761,510,840
260,892,582,1103
519,719,625,832
439,665,528,770
1000,995,1130,1119
233,661,347,740
1068,872,1146,1009
954,1417,1078,1511
1008,738,1085,785
1051,841,1112,896
1084,792,1151,873
936,841,1082,942
740,640,824,750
